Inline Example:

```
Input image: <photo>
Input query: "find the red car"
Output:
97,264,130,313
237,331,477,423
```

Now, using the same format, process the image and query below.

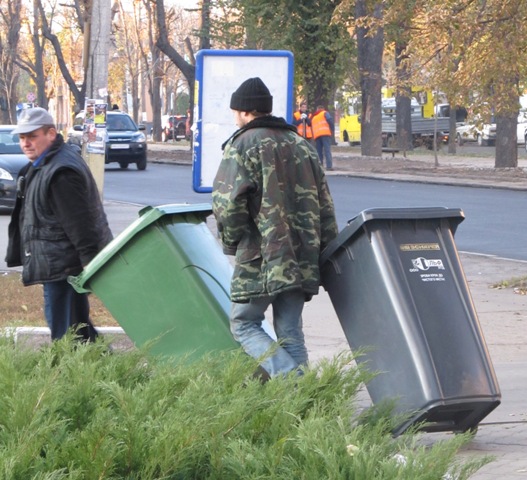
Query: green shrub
0,336,490,479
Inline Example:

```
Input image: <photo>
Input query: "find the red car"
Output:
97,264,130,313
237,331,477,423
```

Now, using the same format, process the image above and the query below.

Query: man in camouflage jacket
212,77,338,378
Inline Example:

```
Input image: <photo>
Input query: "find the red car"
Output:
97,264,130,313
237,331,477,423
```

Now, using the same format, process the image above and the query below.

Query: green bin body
320,207,501,436
69,204,239,359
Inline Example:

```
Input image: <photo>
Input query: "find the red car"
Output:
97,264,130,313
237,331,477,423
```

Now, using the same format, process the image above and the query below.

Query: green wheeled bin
69,203,239,360
320,207,501,436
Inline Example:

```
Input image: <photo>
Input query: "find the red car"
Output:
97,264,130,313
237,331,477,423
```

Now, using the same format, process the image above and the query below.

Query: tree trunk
199,0,211,50
150,47,163,142
0,0,21,123
356,0,384,157
395,43,412,151
37,0,85,111
495,114,518,168
494,77,519,168
155,0,196,141
448,111,457,154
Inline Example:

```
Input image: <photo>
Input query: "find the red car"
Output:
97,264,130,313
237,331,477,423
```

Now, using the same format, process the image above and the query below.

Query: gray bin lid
320,207,465,265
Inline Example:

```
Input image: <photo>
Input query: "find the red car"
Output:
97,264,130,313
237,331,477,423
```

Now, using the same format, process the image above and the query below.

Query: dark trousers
43,279,98,342
315,136,333,169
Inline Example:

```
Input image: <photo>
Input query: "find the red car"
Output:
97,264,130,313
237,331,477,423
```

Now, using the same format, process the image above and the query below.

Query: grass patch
0,338,491,479
0,271,118,328
490,275,527,294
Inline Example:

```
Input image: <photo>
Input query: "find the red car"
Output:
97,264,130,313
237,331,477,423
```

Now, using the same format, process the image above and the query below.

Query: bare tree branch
37,0,86,109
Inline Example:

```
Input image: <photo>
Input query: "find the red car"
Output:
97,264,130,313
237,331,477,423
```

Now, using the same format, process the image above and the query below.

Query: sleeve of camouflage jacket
318,175,339,250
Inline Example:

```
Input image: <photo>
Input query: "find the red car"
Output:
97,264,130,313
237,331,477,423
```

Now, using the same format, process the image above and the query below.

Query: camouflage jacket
212,115,338,303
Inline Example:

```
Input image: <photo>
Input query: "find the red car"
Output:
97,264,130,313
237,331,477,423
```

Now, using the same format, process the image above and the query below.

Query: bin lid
320,207,465,265
69,203,213,293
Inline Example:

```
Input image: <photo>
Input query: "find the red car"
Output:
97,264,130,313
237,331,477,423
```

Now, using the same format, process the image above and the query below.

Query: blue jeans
43,280,98,342
315,136,333,169
230,289,308,377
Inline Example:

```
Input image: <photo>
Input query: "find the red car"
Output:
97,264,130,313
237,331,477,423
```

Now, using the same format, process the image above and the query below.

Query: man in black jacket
5,108,113,341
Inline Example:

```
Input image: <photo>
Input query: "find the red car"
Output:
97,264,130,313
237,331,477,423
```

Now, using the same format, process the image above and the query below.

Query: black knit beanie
230,77,273,113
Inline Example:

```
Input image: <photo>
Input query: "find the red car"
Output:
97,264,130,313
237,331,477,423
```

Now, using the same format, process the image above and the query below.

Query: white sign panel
193,50,294,192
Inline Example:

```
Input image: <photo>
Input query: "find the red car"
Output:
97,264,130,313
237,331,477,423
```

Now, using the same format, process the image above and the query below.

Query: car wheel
119,162,129,169
136,156,147,171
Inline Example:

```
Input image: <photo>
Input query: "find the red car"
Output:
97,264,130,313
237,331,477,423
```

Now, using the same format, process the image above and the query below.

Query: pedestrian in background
212,78,338,379
292,101,313,141
312,105,335,170
5,108,113,342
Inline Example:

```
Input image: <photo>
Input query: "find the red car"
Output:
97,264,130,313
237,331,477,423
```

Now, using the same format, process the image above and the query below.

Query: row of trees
2,0,527,166
0,0,198,138
353,0,527,166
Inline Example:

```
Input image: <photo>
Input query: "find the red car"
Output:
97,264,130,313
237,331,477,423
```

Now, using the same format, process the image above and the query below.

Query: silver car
0,126,29,213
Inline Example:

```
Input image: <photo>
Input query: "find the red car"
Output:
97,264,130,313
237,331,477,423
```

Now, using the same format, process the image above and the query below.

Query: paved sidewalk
6,145,527,478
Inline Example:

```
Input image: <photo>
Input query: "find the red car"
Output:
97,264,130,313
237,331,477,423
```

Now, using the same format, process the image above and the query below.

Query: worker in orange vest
311,105,335,170
292,102,313,141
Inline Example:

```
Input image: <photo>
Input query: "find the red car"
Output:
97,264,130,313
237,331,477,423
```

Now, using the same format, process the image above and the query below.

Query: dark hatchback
105,111,148,170
68,111,148,170
0,126,29,213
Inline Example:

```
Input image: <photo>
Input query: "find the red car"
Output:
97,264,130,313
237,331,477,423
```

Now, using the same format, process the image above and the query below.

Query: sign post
82,99,107,198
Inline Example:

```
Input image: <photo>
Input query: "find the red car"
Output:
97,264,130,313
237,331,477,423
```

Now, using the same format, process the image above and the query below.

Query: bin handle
183,264,231,299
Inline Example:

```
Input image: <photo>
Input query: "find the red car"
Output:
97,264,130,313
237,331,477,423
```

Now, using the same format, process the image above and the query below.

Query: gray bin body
320,207,501,435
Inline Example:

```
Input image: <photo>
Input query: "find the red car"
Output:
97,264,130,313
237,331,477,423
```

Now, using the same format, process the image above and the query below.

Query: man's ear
48,127,58,140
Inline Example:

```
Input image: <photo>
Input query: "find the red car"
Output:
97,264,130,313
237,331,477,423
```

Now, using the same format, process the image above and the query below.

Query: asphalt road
1,163,526,271
103,163,527,261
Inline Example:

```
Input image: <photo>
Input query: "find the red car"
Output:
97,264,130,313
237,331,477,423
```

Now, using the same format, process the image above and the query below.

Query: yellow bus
338,91,361,145
383,87,435,118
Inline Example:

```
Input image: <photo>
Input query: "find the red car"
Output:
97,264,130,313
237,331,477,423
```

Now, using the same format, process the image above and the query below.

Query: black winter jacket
5,134,113,285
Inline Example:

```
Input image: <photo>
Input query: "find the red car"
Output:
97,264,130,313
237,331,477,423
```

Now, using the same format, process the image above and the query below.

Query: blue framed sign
192,49,294,193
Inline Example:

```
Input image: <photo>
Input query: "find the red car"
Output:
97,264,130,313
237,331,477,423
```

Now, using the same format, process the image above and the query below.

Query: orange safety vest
311,110,332,139
293,111,313,139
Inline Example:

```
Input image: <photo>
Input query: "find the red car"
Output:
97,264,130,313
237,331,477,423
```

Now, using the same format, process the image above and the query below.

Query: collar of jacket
221,115,298,150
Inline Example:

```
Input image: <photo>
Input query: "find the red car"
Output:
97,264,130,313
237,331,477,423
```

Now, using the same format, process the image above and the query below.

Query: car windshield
107,115,136,131
0,131,23,154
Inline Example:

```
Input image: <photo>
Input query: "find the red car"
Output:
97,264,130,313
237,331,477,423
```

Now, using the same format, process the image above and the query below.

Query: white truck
456,119,496,146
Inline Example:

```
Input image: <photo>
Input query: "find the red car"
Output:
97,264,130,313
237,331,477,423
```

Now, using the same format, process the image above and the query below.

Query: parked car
0,126,29,213
105,111,147,170
161,114,189,142
517,111,527,146
66,113,84,146
456,117,496,146
68,110,148,170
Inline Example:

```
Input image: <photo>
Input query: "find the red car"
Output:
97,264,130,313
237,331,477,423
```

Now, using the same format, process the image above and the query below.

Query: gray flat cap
12,107,56,134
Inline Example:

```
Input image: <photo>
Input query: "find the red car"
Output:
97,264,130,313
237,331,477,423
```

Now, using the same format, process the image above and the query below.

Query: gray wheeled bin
320,207,501,436
69,203,239,360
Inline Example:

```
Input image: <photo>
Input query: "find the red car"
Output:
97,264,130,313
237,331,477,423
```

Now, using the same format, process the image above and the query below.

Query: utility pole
86,0,111,100
83,0,111,197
